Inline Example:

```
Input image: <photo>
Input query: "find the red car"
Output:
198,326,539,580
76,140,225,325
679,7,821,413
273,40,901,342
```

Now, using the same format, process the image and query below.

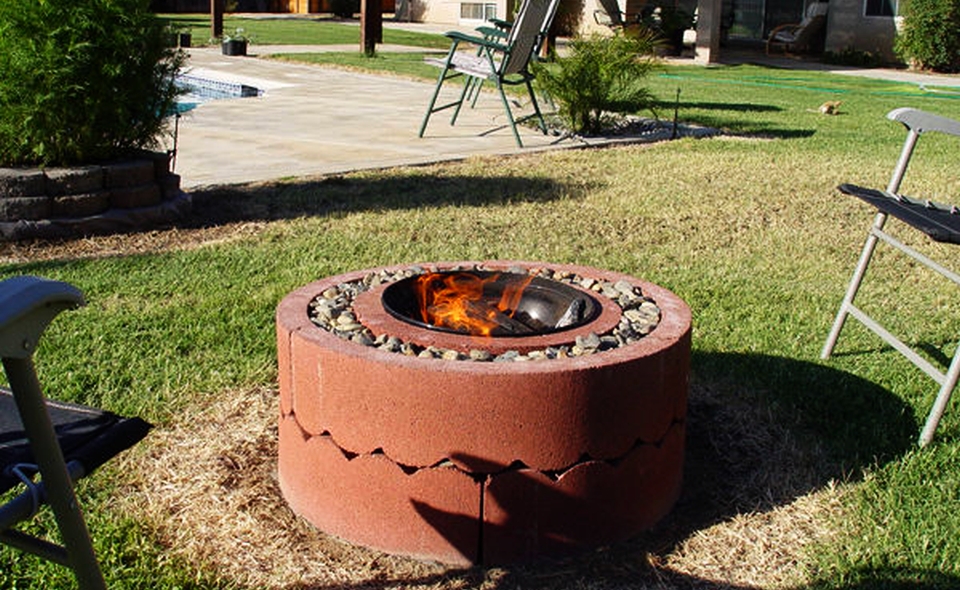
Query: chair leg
919,343,960,447
450,76,475,126
466,77,484,109
496,80,524,148
419,66,455,138
524,78,547,134
2,357,106,590
821,211,888,359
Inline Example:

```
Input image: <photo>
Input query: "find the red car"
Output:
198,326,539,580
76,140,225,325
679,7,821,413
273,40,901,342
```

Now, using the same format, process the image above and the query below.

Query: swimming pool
175,74,263,113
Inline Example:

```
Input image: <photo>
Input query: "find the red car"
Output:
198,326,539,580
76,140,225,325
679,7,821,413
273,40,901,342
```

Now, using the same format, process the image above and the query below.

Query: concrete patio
174,43,583,189
171,29,960,190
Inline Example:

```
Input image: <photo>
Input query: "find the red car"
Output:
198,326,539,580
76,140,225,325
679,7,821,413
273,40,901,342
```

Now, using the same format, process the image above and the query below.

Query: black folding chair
1,276,152,589
822,107,960,447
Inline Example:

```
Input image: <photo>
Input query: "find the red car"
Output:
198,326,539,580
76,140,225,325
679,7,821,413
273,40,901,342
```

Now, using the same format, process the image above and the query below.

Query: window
460,2,497,21
865,0,896,17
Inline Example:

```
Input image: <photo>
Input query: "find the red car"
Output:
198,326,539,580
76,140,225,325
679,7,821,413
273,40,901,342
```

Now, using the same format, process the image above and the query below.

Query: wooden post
360,0,382,57
211,0,224,40
694,0,723,64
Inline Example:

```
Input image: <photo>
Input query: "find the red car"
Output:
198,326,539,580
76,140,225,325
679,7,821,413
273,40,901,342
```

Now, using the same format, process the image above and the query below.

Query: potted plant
221,27,249,56
177,27,192,48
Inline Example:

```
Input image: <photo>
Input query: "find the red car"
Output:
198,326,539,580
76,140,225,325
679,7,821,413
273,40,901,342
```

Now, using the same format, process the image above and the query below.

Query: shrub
0,0,185,166
895,0,960,73
822,46,884,68
533,32,659,135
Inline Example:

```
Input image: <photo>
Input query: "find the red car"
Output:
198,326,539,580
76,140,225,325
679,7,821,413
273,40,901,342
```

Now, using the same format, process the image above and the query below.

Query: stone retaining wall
0,152,191,240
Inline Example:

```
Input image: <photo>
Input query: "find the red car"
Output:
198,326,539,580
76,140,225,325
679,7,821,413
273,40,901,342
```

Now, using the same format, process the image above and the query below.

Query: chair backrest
799,1,828,26
500,0,553,76
886,107,960,194
594,0,625,27
791,4,828,46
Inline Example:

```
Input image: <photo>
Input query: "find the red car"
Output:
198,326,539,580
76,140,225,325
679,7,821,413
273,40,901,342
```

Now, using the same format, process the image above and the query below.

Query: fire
413,272,535,337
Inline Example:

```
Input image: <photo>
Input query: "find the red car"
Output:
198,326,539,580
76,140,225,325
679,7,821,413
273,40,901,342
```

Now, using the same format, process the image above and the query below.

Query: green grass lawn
2,45,960,588
158,13,451,48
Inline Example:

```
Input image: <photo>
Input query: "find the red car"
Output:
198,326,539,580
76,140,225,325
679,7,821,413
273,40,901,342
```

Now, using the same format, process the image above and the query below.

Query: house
153,0,902,63
822,0,900,60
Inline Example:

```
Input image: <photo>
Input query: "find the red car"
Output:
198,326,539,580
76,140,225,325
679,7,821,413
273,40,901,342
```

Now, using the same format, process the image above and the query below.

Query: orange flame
413,272,534,336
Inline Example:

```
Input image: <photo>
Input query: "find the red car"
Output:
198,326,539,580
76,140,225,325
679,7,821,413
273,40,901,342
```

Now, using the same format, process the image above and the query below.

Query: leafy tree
895,0,960,73
0,0,185,166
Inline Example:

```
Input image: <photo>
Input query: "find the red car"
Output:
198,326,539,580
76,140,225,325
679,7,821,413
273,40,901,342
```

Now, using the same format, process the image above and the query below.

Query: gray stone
110,184,161,209
104,159,155,188
51,191,110,218
0,196,51,221
45,166,104,196
0,168,45,198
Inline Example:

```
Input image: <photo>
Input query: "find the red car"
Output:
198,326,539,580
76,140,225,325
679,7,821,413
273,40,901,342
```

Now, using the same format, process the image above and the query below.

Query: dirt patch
0,221,269,264
115,381,839,590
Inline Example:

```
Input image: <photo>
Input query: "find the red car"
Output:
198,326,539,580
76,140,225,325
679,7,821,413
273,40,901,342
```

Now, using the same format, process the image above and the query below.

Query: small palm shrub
0,0,185,166
533,32,659,135
895,0,960,73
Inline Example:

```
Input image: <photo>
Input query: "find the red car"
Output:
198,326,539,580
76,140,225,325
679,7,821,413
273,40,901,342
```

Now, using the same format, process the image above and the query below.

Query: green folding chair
1,276,152,588
418,0,555,147
822,107,960,447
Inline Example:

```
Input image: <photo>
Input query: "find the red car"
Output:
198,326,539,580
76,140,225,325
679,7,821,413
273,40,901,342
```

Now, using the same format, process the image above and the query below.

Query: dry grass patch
113,377,841,590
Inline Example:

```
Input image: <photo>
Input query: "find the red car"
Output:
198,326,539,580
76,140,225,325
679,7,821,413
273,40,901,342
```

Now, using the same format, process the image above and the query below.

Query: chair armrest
888,107,960,138
487,17,512,30
768,22,800,39
0,277,85,359
475,25,508,41
444,30,509,51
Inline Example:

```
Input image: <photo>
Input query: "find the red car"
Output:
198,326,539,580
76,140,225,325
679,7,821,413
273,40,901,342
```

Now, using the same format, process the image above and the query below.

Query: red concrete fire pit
276,261,691,566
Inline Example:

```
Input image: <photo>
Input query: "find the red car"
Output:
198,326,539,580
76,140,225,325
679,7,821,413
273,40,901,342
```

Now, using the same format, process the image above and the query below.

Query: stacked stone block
0,152,189,239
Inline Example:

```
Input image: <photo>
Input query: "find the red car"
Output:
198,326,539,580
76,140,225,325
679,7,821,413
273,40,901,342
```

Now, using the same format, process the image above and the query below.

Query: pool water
175,74,262,113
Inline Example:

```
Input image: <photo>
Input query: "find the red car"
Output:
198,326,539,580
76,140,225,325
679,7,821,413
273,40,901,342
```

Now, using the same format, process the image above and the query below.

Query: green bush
895,0,960,73
533,32,659,135
822,46,884,68
0,0,185,166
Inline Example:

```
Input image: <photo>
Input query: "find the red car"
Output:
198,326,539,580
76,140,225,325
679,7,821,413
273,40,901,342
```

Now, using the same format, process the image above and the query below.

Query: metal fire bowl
356,269,621,356
380,270,602,337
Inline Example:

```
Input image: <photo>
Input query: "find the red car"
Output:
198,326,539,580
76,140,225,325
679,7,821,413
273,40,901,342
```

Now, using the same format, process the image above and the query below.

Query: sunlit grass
2,55,960,588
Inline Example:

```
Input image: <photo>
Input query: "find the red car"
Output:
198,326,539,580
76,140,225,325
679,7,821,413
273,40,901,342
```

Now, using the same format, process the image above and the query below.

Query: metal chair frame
822,107,960,447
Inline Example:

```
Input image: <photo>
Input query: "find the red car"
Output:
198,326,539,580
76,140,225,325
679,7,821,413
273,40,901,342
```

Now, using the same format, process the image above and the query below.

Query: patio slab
173,45,579,189
171,32,960,190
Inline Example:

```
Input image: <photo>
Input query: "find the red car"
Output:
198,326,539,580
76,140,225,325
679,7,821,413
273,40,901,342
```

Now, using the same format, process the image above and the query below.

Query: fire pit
276,261,691,565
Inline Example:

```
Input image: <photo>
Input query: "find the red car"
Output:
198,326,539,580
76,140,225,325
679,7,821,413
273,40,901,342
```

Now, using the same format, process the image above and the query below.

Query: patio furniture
766,1,828,55
418,0,555,147
593,0,648,29
476,0,561,59
822,107,960,447
0,276,152,589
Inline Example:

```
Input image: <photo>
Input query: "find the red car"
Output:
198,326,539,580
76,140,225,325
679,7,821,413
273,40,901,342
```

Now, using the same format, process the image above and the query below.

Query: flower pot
221,39,247,56
178,33,192,48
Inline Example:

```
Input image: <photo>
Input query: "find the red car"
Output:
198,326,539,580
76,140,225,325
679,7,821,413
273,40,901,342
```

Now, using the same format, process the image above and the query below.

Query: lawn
158,13,451,49
2,36,960,589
